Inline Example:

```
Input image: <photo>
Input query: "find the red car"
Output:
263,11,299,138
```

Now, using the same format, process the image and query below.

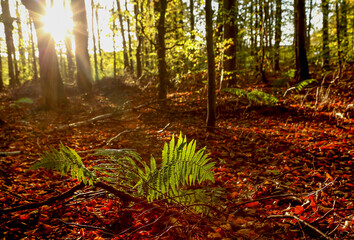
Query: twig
0,182,86,214
106,130,131,146
267,215,333,240
0,151,21,156
55,218,114,235
157,123,170,133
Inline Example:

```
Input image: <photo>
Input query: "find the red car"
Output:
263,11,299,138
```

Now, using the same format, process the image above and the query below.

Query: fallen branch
0,182,86,214
0,181,148,215
0,151,21,156
53,100,162,132
267,215,333,240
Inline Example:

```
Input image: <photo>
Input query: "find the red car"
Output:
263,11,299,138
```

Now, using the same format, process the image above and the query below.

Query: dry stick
0,151,21,156
267,215,333,240
0,182,86,214
55,218,114,236
53,99,163,132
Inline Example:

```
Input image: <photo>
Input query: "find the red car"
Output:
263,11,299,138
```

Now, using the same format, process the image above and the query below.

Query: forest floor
0,69,353,240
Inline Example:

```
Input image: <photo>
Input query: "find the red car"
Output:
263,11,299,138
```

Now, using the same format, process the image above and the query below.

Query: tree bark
22,0,67,109
223,0,237,86
28,17,38,82
321,0,329,69
95,4,104,74
206,0,216,131
91,0,99,81
1,0,18,87
71,0,93,96
16,0,26,74
296,0,310,81
134,0,142,78
125,0,133,72
156,0,168,101
189,0,195,39
274,0,281,71
116,0,130,70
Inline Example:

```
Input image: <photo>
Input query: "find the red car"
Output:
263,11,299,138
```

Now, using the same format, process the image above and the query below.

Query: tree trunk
294,0,299,71
296,0,310,81
206,0,216,131
64,36,75,81
22,0,67,109
134,0,142,78
156,0,168,101
306,0,313,52
116,0,129,70
91,0,99,81
125,0,133,72
223,0,237,86
274,0,281,71
28,17,38,82
71,0,93,96
1,0,18,87
340,0,348,53
322,0,329,69
95,4,104,74
335,1,342,73
16,0,26,75
189,0,195,39
112,5,117,79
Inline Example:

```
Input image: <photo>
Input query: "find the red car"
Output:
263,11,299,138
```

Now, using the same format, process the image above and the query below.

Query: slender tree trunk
274,0,281,71
322,0,329,69
306,0,313,52
1,0,18,87
156,0,168,101
91,0,99,81
259,0,267,83
223,0,237,86
124,0,133,72
116,0,129,70
16,0,26,74
64,36,75,81
189,0,195,39
28,17,38,82
22,0,67,109
95,4,104,74
71,0,93,96
296,0,310,81
112,5,117,79
294,0,299,71
134,0,142,78
206,0,216,131
335,1,342,73
341,0,348,53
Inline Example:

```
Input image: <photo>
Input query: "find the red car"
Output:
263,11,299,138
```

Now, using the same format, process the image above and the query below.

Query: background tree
1,0,19,87
206,0,216,131
156,0,168,101
223,0,237,87
116,0,129,70
296,0,310,81
71,0,93,97
274,0,281,71
322,0,329,69
0,39,3,91
91,0,99,81
21,0,67,109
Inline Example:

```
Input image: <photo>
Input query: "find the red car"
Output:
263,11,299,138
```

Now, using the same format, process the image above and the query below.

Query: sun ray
41,2,73,42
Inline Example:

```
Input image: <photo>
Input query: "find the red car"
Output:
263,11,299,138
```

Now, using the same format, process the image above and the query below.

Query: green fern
29,144,95,185
29,134,216,209
294,79,318,91
222,88,279,106
142,134,215,202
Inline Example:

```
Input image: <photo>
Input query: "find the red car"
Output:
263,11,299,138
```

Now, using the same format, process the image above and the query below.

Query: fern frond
295,79,318,91
222,88,278,106
140,134,215,202
29,144,95,185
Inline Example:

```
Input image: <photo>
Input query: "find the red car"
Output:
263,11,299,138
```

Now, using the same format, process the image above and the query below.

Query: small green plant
29,134,215,207
222,88,279,106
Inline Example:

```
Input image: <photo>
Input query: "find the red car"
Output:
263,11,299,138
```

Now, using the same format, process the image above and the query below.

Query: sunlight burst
41,4,73,42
